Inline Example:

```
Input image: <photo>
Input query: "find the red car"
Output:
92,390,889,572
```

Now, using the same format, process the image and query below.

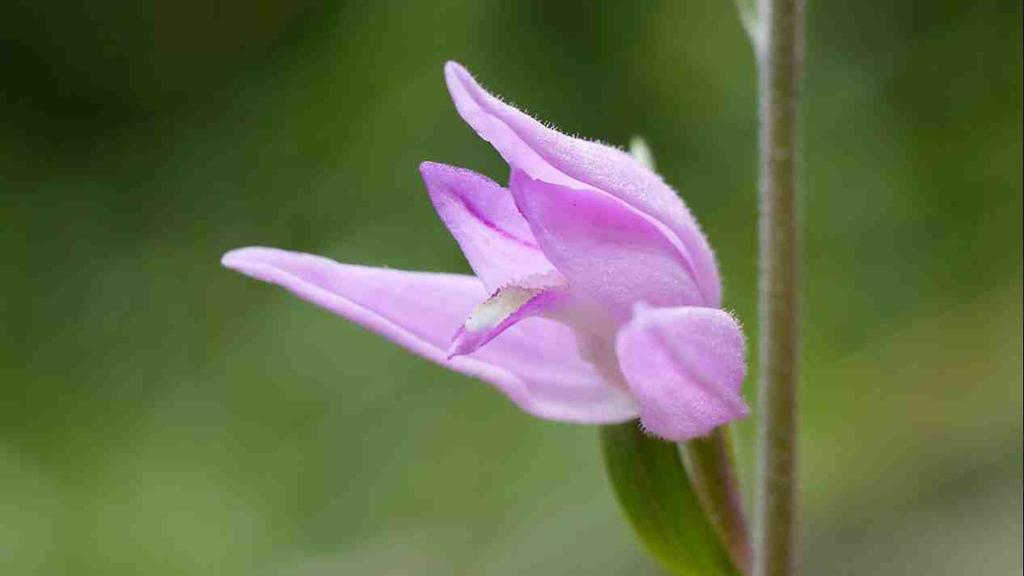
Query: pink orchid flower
222,62,748,441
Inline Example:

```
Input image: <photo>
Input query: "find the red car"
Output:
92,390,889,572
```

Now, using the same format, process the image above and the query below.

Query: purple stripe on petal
421,162,556,293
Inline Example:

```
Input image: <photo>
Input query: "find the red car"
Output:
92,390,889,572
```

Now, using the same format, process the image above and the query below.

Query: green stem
682,430,752,573
601,423,739,575
754,0,803,575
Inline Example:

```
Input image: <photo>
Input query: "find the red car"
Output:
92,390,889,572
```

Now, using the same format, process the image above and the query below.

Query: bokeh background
2,1,1021,574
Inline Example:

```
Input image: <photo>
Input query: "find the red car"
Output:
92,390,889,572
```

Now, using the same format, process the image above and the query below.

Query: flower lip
447,282,561,359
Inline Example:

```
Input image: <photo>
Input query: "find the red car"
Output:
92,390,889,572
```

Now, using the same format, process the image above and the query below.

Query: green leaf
601,422,740,576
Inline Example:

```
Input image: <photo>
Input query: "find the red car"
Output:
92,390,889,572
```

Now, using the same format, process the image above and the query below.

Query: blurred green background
2,1,1021,574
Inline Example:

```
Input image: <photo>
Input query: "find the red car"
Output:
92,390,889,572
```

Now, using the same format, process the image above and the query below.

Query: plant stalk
682,430,752,573
754,0,803,574
601,423,739,575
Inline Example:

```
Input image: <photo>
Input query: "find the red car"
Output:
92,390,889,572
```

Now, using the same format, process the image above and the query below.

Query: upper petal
509,171,704,325
443,64,580,190
444,61,721,307
615,306,749,441
420,162,555,292
221,246,637,423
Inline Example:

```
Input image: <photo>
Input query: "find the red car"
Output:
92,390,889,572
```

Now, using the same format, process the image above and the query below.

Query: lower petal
222,246,637,423
615,305,749,441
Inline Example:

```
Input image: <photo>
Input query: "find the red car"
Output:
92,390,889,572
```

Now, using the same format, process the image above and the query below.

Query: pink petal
508,171,704,325
443,65,579,190
615,306,749,441
221,247,637,423
444,61,721,307
420,161,555,292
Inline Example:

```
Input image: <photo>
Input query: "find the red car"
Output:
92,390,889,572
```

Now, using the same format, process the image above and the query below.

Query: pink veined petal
221,246,637,424
444,61,722,307
443,66,580,190
615,305,749,442
508,171,704,325
420,161,555,293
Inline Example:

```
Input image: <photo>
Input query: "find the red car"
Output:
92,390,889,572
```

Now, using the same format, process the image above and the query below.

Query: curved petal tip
221,246,280,282
616,306,749,441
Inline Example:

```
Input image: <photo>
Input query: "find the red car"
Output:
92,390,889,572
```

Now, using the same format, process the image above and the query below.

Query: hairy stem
754,0,803,574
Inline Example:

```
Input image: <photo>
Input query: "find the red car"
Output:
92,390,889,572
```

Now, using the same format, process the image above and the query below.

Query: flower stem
754,0,803,574
682,429,752,573
601,423,739,575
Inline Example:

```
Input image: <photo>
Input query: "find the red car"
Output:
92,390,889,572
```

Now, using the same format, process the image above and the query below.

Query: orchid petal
615,306,749,441
444,61,721,307
420,162,555,292
443,64,579,189
221,247,638,423
508,172,704,324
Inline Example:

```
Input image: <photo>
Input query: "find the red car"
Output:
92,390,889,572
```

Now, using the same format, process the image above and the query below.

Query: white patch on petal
464,285,540,331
